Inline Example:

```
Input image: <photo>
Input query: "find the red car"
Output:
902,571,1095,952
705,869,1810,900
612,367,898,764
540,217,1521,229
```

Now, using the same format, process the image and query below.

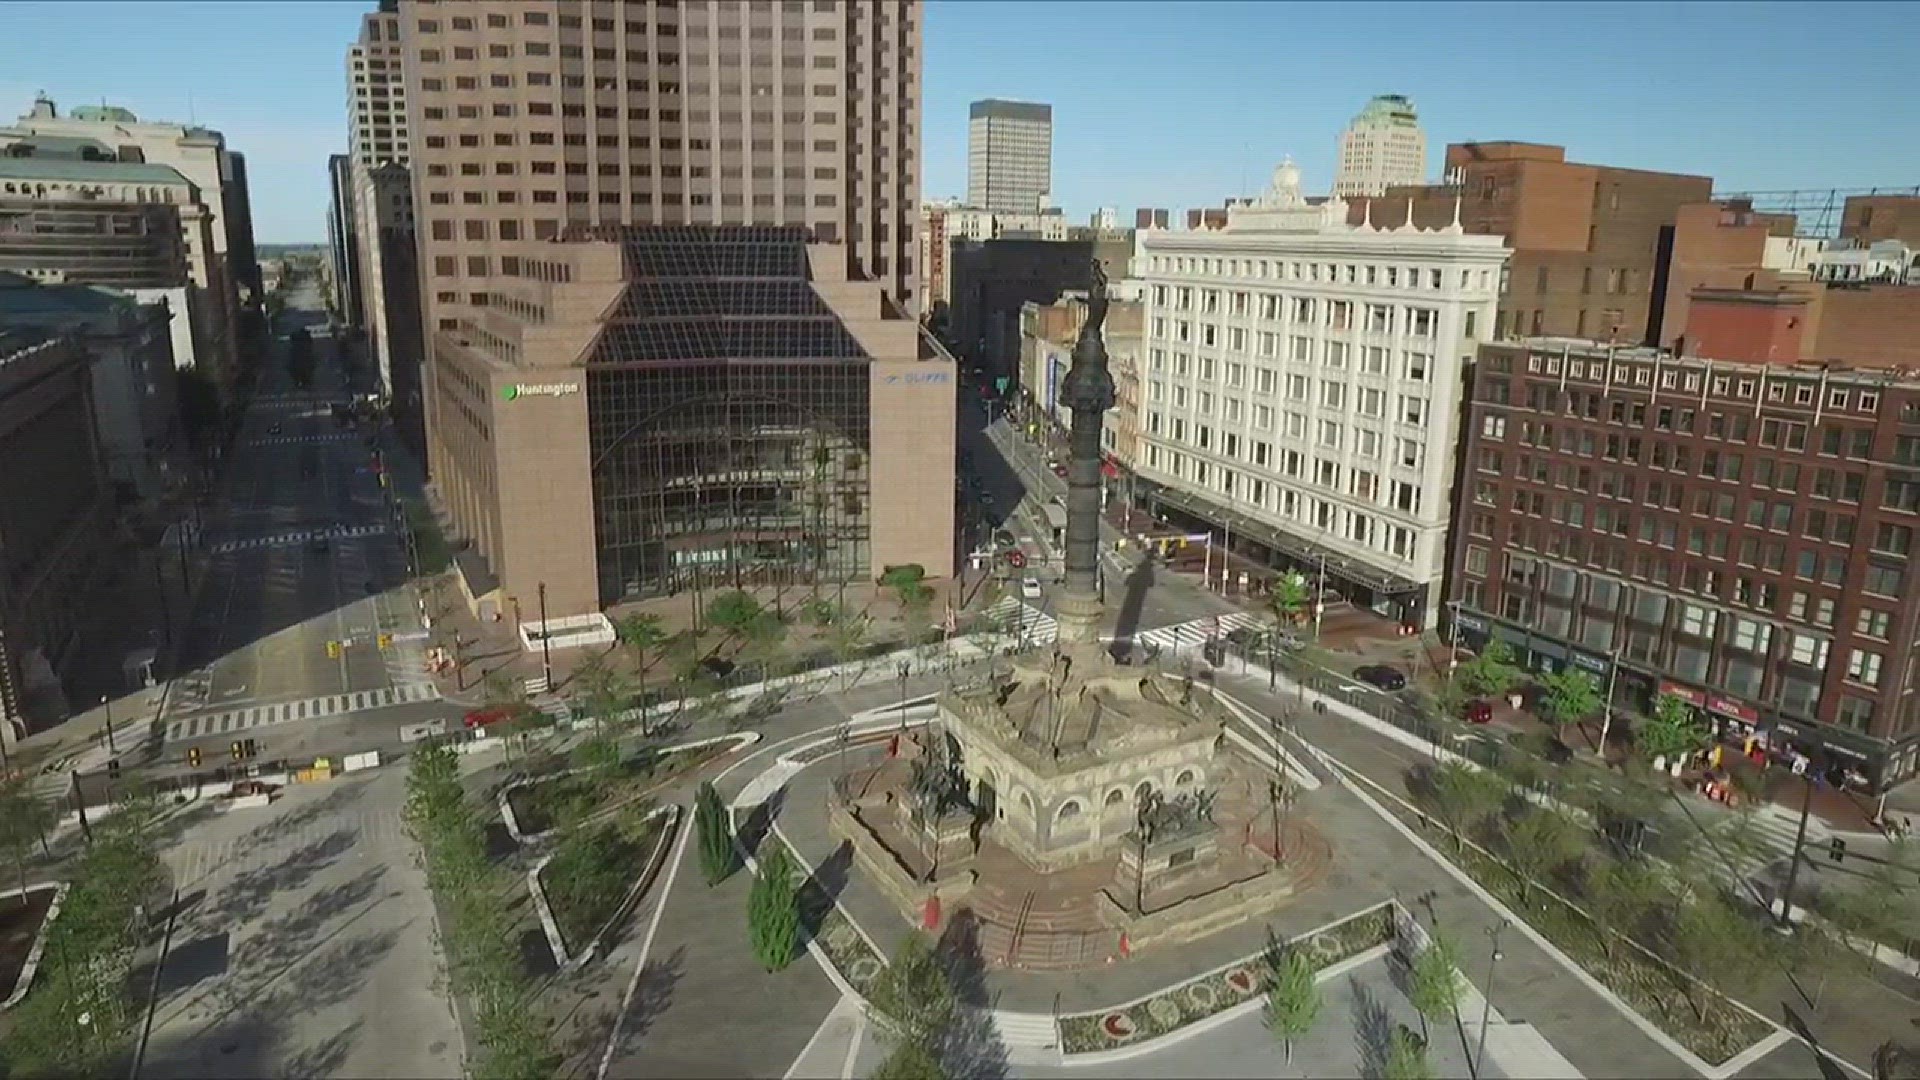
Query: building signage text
882,372,952,386
501,383,581,401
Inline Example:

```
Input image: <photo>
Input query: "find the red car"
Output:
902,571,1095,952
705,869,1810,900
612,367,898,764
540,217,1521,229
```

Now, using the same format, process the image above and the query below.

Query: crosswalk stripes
169,667,217,714
1129,611,1267,652
977,598,1058,644
246,432,358,447
163,682,442,742
209,523,390,555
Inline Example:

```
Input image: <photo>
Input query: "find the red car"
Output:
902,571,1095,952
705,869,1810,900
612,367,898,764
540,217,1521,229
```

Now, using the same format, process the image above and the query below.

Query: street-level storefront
1449,605,1919,793
1137,480,1430,628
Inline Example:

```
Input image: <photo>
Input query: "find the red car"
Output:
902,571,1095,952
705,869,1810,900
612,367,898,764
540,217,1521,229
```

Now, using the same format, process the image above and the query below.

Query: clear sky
3,1,1914,243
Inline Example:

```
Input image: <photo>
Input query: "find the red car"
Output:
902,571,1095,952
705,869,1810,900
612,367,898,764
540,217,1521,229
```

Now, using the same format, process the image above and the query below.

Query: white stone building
1131,162,1510,628
1333,95,1426,199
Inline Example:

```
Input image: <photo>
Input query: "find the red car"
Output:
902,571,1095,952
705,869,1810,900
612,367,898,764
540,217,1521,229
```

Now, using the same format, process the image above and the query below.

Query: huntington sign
500,383,581,401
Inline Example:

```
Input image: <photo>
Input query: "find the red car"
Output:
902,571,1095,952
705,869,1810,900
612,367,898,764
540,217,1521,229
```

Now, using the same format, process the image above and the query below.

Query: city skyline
4,0,1917,241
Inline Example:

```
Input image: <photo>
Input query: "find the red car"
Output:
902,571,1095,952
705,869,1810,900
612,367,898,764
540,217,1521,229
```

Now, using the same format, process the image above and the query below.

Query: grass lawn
401,495,451,574
0,885,57,1002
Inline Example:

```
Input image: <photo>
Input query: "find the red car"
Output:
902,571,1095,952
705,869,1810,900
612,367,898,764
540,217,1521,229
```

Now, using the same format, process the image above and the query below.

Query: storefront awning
1144,484,1424,596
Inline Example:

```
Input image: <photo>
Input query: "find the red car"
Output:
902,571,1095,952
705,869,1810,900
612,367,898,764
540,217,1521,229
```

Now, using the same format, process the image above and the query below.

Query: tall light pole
101,695,117,756
536,582,554,693
1475,919,1509,1078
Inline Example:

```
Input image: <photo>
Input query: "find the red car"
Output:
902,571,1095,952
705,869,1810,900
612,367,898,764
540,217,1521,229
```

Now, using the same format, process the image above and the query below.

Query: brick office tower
1450,338,1920,790
1350,143,1712,347
397,0,952,622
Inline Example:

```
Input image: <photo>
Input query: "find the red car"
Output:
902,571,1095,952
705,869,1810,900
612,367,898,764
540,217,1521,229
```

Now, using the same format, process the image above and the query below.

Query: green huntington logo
500,382,581,401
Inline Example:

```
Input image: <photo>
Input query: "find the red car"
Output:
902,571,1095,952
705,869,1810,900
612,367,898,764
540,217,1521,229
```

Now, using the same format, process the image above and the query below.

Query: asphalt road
161,285,449,768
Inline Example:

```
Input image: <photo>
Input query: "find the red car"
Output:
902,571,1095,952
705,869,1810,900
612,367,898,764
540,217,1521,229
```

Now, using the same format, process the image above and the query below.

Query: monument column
1053,264,1115,645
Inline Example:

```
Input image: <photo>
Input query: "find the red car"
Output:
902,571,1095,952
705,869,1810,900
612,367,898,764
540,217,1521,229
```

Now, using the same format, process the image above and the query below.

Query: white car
1020,577,1043,600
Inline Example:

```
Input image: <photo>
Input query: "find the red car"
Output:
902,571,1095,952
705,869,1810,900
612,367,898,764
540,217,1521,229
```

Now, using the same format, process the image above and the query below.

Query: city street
160,283,448,768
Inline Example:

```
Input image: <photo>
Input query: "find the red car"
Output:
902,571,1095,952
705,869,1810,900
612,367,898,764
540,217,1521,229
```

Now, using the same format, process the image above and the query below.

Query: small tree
569,653,632,732
694,782,735,886
1582,859,1665,960
0,777,56,906
1429,763,1504,850
1672,891,1775,1022
1263,946,1321,1063
1383,1026,1434,1080
616,613,669,727
1406,933,1462,1042
869,1040,945,1080
1268,573,1310,627
1537,668,1603,742
1501,807,1583,906
707,590,766,637
747,845,800,972
1455,640,1523,698
866,932,957,1047
1637,693,1710,763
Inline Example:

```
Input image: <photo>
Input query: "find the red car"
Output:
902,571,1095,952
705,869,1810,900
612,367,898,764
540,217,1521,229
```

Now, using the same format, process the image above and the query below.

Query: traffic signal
326,640,342,658
377,632,393,651
230,740,244,762
188,746,202,768
1829,837,1847,863
107,758,120,779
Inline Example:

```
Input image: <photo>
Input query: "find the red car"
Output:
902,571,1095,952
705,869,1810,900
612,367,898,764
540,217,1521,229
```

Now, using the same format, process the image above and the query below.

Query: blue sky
3,1,1913,242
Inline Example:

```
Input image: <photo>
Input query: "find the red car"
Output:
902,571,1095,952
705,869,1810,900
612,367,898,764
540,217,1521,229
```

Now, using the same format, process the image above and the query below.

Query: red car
463,706,522,730
1462,699,1495,725
1051,462,1068,478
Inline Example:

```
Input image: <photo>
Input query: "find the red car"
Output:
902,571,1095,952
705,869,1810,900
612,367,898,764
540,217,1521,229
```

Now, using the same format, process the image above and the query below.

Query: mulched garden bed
0,887,57,1003
509,741,729,838
538,813,668,957
1057,903,1395,1054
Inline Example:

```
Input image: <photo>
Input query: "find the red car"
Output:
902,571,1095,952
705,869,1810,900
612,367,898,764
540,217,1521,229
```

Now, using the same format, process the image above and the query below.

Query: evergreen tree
694,782,735,886
748,846,800,971
1263,947,1322,1063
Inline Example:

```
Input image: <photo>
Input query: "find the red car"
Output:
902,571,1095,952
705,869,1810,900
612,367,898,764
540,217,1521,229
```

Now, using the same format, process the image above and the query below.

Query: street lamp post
1475,919,1509,1078
897,661,912,732
101,696,117,756
536,581,554,694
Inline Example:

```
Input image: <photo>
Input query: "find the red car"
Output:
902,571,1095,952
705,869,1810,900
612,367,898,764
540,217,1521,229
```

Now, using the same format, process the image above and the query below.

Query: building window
1846,648,1884,687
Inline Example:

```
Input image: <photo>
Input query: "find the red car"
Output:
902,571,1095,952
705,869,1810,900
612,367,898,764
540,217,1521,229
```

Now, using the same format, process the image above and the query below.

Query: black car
1353,664,1408,692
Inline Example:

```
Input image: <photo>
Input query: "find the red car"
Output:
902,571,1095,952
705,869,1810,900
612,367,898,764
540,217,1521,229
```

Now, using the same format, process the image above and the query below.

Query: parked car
1462,698,1495,724
1352,664,1408,692
463,706,518,730
1020,577,1043,600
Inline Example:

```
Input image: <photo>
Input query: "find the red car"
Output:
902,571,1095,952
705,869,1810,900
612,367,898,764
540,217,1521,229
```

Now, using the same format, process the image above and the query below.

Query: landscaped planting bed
1378,790,1775,1065
508,740,730,837
0,886,58,1006
538,811,669,958
1058,903,1396,1054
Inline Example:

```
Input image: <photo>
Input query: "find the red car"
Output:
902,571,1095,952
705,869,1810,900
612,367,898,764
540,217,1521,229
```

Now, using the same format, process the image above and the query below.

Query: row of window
1146,398,1427,468
1152,301,1445,342
1145,416,1426,513
1144,260,1497,291
1150,344,1435,383
416,2,856,35
1142,444,1424,563
1491,348,1895,415
1151,374,1431,428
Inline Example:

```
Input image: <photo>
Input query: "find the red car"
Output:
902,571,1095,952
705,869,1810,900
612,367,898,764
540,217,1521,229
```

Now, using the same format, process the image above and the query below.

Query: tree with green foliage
707,590,766,636
1501,806,1583,906
867,932,957,1047
1263,946,1321,1063
1825,837,1920,962
1582,859,1665,960
1406,934,1463,1042
1268,573,1311,627
694,782,735,886
748,845,800,972
1672,890,1776,1022
0,776,55,905
616,613,670,728
880,564,934,632
1428,762,1505,850
1383,1026,1434,1080
1537,668,1603,742
1637,693,1710,763
569,653,633,732
740,611,790,676
869,1040,945,1080
1455,640,1524,699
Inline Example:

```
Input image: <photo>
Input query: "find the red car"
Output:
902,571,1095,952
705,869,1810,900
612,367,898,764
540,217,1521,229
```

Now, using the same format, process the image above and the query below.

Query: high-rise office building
1333,95,1426,199
396,0,950,623
326,153,364,326
966,99,1051,215
348,0,410,170
340,1,421,407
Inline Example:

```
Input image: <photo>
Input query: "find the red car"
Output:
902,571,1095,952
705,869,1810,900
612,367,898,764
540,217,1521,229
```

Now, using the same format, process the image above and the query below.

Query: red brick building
1349,142,1712,347
1449,338,1920,790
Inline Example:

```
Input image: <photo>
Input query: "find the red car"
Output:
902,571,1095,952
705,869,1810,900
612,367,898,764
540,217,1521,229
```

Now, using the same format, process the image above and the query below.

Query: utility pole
536,581,554,693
